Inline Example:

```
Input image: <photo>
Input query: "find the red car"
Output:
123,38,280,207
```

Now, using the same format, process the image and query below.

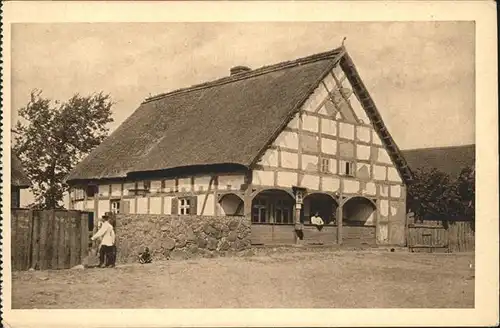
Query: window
143,181,151,191
179,198,191,215
110,200,120,214
340,160,354,176
320,158,330,173
73,188,85,200
86,185,98,198
252,198,267,223
275,199,292,224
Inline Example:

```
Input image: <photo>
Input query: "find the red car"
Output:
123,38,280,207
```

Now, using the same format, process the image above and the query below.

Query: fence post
38,211,47,270
405,212,412,248
69,213,78,267
80,212,89,264
17,210,34,271
57,211,67,269
51,209,60,269
31,210,40,269
27,210,35,270
74,212,82,265
11,209,18,271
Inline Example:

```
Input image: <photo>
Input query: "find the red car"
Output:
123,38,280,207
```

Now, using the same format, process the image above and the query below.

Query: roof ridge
143,47,344,103
402,144,476,151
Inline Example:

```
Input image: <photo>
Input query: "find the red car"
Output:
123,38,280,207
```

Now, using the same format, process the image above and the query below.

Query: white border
2,1,498,327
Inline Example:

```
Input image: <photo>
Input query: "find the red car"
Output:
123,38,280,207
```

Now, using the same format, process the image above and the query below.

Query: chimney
230,65,251,76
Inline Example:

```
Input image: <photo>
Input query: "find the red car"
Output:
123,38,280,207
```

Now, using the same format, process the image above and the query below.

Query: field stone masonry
115,214,252,263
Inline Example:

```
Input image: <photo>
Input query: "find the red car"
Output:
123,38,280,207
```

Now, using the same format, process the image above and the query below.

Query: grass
11,248,474,309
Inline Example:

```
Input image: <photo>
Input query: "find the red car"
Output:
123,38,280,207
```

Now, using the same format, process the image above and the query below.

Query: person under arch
311,212,325,230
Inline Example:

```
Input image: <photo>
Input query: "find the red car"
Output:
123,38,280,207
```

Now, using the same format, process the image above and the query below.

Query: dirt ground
11,248,475,309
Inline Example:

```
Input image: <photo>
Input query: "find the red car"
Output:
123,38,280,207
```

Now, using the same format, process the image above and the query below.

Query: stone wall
115,214,251,263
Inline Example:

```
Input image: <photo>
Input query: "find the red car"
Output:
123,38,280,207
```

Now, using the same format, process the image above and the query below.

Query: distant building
402,144,475,179
66,45,413,246
11,153,31,208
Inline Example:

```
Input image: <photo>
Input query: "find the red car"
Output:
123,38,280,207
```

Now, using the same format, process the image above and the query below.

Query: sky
11,21,475,151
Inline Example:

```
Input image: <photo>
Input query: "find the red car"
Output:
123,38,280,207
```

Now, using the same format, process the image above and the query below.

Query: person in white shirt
91,216,116,268
311,212,325,230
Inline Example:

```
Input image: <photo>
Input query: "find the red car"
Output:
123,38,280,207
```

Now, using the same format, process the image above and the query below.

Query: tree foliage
13,90,114,209
455,166,475,219
407,166,475,221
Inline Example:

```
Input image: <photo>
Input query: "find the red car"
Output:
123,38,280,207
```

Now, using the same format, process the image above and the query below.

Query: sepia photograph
1,1,498,327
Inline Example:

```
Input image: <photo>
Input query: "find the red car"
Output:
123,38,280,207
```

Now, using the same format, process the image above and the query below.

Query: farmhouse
402,144,475,179
11,153,31,208
66,45,413,247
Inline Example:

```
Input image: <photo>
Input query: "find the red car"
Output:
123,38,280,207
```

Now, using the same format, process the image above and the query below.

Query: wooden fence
11,209,92,271
407,220,475,253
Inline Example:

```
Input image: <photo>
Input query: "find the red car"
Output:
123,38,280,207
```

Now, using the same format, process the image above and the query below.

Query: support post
243,189,253,221
294,205,301,225
292,187,305,244
294,204,303,244
337,200,343,245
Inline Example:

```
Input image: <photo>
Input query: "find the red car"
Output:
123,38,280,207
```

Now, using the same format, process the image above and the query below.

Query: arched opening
342,197,377,225
301,193,339,225
252,189,295,224
219,193,244,216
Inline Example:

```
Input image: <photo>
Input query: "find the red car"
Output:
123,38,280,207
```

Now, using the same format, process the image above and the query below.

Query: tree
455,166,475,220
407,168,453,220
13,90,114,209
407,166,475,222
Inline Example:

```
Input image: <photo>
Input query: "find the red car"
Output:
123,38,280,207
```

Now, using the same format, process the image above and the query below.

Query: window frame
86,185,98,198
110,199,120,214
320,158,331,173
340,160,355,177
275,198,293,224
179,197,191,215
252,198,267,223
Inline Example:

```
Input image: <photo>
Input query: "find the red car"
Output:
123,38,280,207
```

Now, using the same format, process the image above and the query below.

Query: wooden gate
11,209,91,271
407,221,475,253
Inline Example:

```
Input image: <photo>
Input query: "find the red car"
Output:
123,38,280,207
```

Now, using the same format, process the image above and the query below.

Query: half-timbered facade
11,153,31,209
66,45,413,247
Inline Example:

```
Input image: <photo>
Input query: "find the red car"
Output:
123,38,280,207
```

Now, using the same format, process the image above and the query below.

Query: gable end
249,48,346,169
339,50,413,184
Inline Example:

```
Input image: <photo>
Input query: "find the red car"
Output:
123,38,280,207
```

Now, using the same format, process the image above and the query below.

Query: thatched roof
12,154,31,188
67,46,412,184
402,144,475,179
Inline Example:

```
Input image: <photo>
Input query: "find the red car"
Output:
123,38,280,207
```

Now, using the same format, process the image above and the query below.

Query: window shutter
171,197,178,215
190,196,198,215
120,200,130,214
